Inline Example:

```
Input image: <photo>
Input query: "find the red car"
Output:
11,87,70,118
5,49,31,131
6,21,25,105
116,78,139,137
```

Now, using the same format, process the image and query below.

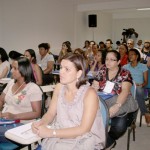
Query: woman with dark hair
92,50,138,149
9,50,23,60
83,40,90,51
119,43,128,66
57,41,72,63
90,50,105,74
0,57,42,143
32,53,105,150
124,48,150,126
24,49,43,85
0,47,10,78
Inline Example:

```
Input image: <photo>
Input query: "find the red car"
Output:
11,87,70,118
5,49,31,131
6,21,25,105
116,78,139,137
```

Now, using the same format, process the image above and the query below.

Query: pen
21,128,31,135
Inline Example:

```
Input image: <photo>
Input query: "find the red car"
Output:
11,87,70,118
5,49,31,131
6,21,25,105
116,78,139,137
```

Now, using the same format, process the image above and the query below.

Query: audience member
0,57,42,143
0,47,10,78
127,39,143,59
37,43,54,85
141,40,150,66
123,49,150,126
9,50,23,62
24,49,43,85
83,40,90,51
90,50,105,74
92,43,99,56
106,39,113,51
57,41,72,64
32,53,105,150
115,41,121,51
119,43,128,66
92,50,138,149
85,41,95,69
99,41,106,51
136,39,143,51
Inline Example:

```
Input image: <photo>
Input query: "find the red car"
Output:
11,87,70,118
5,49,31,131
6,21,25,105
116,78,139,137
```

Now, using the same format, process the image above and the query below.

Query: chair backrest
40,85,55,117
131,81,136,99
98,96,109,147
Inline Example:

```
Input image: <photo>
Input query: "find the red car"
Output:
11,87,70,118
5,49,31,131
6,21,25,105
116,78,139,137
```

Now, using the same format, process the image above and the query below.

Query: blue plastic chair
98,96,109,148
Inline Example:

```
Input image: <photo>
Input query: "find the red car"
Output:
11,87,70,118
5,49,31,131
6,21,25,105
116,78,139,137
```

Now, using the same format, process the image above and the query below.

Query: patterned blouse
95,65,133,95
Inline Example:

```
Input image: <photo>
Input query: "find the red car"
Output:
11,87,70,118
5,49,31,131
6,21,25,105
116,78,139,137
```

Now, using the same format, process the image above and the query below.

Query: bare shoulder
86,86,97,96
83,86,98,103
53,83,63,94
34,64,40,70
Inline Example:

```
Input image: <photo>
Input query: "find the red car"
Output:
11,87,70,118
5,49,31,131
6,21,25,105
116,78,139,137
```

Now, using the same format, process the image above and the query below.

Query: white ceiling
76,0,150,12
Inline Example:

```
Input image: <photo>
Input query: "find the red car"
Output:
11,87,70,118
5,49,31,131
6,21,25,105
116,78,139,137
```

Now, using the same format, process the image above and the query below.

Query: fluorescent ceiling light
137,8,150,10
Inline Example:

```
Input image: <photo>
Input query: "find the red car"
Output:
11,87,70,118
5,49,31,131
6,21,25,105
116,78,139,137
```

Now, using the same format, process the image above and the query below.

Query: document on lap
5,122,51,144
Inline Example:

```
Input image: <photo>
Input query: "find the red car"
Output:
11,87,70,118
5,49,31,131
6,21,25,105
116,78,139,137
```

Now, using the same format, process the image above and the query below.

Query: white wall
76,11,112,48
0,0,150,55
0,0,75,55
76,10,150,48
112,11,150,44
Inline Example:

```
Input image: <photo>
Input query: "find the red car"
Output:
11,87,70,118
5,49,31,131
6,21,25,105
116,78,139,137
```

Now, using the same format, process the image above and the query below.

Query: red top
120,54,128,66
95,65,133,95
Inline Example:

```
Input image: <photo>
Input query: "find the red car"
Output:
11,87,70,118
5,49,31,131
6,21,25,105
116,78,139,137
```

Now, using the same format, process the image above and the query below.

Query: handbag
104,95,138,117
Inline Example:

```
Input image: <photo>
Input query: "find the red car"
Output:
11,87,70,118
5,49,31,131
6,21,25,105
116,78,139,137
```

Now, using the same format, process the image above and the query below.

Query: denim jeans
0,123,22,142
136,86,148,115
106,114,128,148
106,111,137,148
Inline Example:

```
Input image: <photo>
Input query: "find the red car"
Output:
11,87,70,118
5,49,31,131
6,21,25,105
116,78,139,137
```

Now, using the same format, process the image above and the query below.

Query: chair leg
139,113,142,127
27,144,32,150
132,125,136,141
127,128,131,150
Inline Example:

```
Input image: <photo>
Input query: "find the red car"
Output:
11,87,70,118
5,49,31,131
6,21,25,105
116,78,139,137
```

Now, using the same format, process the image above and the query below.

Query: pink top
31,63,38,82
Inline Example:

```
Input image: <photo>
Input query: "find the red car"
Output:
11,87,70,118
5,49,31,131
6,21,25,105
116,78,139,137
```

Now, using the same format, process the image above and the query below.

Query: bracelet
115,102,122,108
52,129,56,137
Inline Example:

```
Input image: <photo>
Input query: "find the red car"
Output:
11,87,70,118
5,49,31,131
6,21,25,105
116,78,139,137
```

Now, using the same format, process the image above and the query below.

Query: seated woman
92,50,138,149
119,43,128,66
0,57,42,143
24,49,43,85
0,47,10,78
32,53,105,150
90,50,105,74
57,41,72,64
123,48,150,126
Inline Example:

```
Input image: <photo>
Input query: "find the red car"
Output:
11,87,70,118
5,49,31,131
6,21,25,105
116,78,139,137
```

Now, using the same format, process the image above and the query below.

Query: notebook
5,122,48,144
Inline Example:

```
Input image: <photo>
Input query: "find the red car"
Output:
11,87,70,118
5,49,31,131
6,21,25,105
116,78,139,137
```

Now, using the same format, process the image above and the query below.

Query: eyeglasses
127,43,133,45
106,58,117,62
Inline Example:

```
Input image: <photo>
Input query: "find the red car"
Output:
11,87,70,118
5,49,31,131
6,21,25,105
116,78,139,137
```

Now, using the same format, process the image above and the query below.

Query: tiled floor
22,112,150,150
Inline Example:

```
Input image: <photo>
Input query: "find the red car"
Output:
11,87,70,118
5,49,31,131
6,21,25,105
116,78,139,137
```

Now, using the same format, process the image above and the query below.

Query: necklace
12,82,26,95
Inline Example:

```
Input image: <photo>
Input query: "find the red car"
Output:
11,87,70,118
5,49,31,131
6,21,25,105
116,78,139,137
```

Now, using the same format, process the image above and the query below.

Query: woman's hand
2,112,15,120
36,125,51,138
109,104,120,118
92,80,99,91
31,120,45,134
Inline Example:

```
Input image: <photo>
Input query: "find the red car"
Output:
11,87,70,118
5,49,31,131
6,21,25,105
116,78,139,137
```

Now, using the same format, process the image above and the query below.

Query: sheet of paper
103,81,115,93
7,122,39,140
